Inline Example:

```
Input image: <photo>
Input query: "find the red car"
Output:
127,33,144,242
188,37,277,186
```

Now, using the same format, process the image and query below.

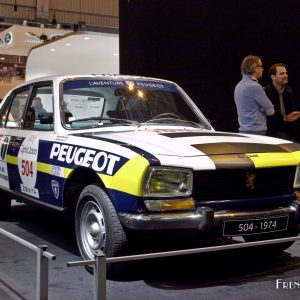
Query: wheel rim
80,200,106,259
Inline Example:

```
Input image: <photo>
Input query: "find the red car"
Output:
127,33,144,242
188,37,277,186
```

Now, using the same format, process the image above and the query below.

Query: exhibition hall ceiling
0,1,119,56
0,0,119,99
0,25,72,55
0,0,119,29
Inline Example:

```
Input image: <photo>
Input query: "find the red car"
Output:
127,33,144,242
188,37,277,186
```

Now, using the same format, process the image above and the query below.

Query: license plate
223,215,289,236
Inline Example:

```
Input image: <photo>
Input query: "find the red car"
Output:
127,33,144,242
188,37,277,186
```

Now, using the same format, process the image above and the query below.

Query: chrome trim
0,186,65,212
214,206,296,221
119,205,299,231
119,207,214,230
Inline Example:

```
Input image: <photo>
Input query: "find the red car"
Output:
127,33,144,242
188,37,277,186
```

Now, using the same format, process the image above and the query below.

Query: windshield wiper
144,117,206,128
68,117,139,126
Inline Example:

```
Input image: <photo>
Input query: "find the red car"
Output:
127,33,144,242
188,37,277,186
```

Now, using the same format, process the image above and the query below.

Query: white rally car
0,74,300,270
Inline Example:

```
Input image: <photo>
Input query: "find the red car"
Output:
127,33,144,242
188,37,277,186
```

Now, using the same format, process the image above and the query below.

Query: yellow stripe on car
64,167,73,178
37,162,51,173
6,153,149,196
6,155,17,165
99,154,150,196
36,162,73,178
246,151,300,168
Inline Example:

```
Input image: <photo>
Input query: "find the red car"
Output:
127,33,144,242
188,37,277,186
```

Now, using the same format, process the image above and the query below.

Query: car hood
86,128,298,155
80,128,300,169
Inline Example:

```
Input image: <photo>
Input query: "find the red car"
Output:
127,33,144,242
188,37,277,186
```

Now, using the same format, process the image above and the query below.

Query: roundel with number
17,134,39,188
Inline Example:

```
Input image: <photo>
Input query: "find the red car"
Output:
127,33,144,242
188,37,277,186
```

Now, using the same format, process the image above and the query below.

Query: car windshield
62,78,211,130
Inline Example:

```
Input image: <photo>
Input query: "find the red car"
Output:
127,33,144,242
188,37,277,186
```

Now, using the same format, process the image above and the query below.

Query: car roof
20,74,176,86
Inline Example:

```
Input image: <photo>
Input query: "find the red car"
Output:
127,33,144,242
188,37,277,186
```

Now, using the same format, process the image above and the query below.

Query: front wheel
75,184,128,274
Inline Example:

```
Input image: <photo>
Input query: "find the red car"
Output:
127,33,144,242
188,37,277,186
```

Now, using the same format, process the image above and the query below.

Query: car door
0,82,57,205
25,84,61,205
0,86,30,194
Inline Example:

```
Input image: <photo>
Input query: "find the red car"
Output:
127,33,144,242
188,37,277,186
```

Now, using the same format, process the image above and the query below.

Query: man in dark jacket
265,63,300,141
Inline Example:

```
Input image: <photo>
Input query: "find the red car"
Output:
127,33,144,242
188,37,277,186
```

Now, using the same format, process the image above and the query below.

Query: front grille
193,166,296,201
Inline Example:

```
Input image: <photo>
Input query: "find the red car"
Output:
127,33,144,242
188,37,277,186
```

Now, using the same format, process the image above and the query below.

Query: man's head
269,63,288,87
240,55,264,79
32,97,43,109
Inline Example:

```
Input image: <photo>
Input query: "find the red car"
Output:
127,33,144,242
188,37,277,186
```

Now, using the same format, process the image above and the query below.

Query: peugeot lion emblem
245,171,256,190
51,180,60,199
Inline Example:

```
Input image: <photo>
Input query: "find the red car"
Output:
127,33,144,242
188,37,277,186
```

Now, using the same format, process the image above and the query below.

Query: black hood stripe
208,154,255,169
160,132,245,138
74,133,161,166
192,142,300,155
279,143,300,152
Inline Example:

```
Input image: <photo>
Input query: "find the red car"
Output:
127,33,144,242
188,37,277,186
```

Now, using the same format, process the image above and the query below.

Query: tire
75,184,128,275
0,194,11,219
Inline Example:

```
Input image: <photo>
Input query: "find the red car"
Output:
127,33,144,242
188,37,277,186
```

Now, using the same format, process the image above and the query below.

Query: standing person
264,63,300,141
234,55,274,135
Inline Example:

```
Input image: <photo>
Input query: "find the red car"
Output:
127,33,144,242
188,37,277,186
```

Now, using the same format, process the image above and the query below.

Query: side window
5,89,29,128
0,100,11,128
29,85,54,130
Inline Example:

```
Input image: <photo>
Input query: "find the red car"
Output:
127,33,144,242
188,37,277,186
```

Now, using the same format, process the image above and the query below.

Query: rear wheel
75,184,128,274
0,194,11,219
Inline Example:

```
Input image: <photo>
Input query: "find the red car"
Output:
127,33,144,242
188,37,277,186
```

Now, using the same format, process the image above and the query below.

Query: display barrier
0,226,299,300
0,227,56,300
68,235,300,300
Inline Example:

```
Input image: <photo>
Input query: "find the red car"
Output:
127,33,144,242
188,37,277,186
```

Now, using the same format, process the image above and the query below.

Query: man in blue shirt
234,55,274,135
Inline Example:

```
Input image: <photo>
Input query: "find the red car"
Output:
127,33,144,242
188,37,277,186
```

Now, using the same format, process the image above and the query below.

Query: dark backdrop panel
120,0,300,132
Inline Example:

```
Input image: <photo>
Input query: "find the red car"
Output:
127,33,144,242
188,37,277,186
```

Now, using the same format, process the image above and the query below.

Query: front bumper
119,201,300,232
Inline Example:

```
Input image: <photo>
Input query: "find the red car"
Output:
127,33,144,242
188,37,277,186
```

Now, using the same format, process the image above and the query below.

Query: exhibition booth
0,25,119,99
0,24,71,99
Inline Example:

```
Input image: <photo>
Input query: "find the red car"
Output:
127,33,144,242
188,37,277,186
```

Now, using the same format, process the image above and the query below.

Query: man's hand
284,111,300,122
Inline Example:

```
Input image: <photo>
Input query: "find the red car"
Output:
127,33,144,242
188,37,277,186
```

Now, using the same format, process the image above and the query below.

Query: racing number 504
21,160,33,177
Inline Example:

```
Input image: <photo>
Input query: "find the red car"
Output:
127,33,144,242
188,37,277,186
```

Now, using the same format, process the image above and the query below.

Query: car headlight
142,166,193,197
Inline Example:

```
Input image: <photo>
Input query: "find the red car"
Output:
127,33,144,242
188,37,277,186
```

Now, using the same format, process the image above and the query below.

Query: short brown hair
268,63,286,77
240,55,261,75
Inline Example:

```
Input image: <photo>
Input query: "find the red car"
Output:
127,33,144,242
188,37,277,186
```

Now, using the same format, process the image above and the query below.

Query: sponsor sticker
18,134,39,198
63,79,177,92
49,143,121,175
55,136,69,142
0,136,10,188
21,184,39,198
51,165,64,177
